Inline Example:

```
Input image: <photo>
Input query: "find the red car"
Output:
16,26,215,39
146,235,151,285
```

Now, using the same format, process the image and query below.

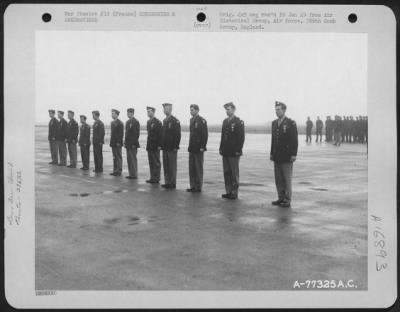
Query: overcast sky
36,31,367,125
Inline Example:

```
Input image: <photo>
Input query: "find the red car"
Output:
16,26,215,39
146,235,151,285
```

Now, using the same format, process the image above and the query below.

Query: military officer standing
124,108,140,179
219,102,245,200
161,103,181,189
79,115,91,170
325,116,332,142
270,101,298,208
92,111,105,173
48,109,59,164
56,110,68,166
187,104,208,193
66,110,79,168
315,116,323,143
146,106,162,184
110,109,124,176
305,117,313,143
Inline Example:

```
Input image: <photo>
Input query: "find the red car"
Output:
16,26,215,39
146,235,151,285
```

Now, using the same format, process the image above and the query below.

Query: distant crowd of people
305,115,368,146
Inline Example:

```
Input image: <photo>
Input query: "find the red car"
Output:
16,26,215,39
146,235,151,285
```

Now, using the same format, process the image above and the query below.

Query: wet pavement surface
35,126,368,290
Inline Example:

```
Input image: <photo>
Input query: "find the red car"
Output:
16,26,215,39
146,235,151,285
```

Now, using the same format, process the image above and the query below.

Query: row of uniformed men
48,101,298,206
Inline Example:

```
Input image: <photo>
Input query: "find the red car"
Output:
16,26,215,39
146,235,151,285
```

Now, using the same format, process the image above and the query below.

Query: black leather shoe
167,184,176,189
48,162,56,165
272,199,283,205
125,176,137,179
279,201,291,208
146,179,152,183
82,167,89,170
109,173,115,176
226,194,238,200
114,173,122,176
221,194,230,198
192,189,202,193
161,184,169,188
187,188,194,192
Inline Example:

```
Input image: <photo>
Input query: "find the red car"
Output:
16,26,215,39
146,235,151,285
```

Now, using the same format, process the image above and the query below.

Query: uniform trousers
126,147,138,178
162,150,177,185
93,143,103,172
189,152,204,191
49,140,58,163
112,146,122,174
274,161,293,203
222,156,240,196
68,142,77,167
316,129,322,142
57,140,67,165
147,150,161,182
80,144,90,169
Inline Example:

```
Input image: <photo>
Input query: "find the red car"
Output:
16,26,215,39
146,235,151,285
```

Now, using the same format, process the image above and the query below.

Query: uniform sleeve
270,122,275,156
238,120,245,153
175,120,181,149
73,122,79,141
201,119,208,150
119,122,124,144
124,123,128,146
219,122,224,152
290,121,298,157
135,120,140,145
62,121,68,139
87,126,91,145
100,122,105,142
157,121,162,148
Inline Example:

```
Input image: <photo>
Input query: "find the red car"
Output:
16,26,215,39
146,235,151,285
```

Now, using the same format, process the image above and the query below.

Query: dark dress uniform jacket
188,115,208,153
92,120,105,144
124,118,140,148
110,119,124,147
219,116,245,157
48,117,58,141
56,118,68,141
79,124,91,145
270,117,298,163
316,120,323,130
66,119,79,143
161,115,181,151
146,117,162,151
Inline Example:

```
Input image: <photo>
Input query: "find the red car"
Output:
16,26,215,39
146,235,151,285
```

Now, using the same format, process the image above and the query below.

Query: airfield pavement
35,126,368,290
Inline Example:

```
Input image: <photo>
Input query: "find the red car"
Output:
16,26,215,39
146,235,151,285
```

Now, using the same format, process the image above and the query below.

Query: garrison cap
80,115,87,120
68,110,74,115
223,102,235,109
162,103,172,107
127,108,135,113
92,110,100,116
146,106,155,111
275,101,287,110
190,104,200,111
112,109,120,115
58,110,64,115
48,109,55,114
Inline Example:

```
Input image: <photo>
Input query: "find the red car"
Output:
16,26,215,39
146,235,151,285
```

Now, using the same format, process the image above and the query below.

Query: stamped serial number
293,279,357,289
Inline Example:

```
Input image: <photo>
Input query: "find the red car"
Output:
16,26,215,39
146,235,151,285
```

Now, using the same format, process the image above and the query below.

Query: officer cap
80,115,87,120
112,109,120,115
57,110,64,115
48,109,55,114
92,110,100,116
223,102,236,109
68,110,74,115
146,106,155,112
275,101,287,110
190,104,200,111
127,108,135,114
162,103,172,107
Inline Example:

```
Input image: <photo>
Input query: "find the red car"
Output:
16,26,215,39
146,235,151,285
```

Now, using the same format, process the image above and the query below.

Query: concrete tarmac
35,126,368,290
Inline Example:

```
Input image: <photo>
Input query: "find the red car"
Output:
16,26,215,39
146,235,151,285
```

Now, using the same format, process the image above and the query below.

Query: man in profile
305,116,313,143
56,110,68,166
66,110,79,168
110,109,124,176
270,101,298,208
124,108,140,179
48,109,59,165
219,102,245,200
161,103,181,189
315,116,323,143
92,110,105,173
79,115,91,170
187,104,208,193
146,106,162,184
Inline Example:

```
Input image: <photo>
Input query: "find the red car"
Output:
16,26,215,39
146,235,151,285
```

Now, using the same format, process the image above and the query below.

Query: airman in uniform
92,111,105,173
161,103,181,189
270,101,298,208
219,102,245,200
333,115,343,146
56,110,68,166
325,116,332,142
146,106,162,184
305,117,313,143
48,109,59,164
110,109,124,176
79,115,91,170
187,104,208,193
124,108,140,179
315,116,323,143
66,110,79,168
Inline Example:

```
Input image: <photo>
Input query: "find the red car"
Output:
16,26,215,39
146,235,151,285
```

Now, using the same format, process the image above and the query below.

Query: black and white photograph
4,3,397,309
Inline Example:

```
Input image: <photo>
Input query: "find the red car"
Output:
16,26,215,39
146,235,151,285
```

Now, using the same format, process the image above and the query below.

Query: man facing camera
92,110,105,173
219,102,245,200
79,115,91,170
270,101,298,208
48,109,59,164
110,109,124,176
146,106,162,184
56,110,68,166
66,110,79,168
124,108,140,179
